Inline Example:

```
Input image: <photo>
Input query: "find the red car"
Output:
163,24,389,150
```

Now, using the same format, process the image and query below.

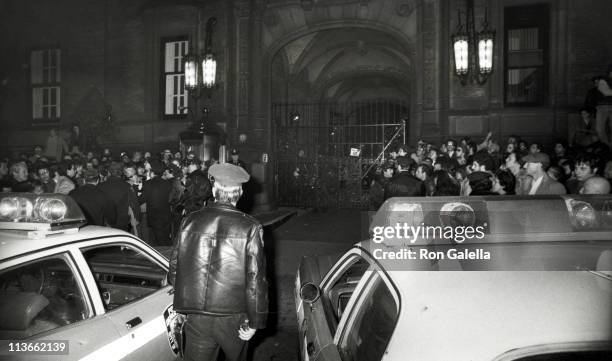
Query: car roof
0,226,137,262
385,270,612,360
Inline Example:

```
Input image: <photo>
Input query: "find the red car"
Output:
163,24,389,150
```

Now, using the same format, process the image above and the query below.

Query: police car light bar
370,195,612,245
0,193,86,231
370,198,489,237
562,195,612,231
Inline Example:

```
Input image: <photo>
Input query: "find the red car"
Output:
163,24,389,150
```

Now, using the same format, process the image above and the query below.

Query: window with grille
504,5,549,106
162,38,189,117
31,49,61,122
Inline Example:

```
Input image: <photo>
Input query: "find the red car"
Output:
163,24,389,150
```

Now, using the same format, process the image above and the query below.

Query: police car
295,195,612,361
0,193,180,360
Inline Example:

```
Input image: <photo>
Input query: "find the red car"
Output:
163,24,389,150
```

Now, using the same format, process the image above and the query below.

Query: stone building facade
1,0,612,207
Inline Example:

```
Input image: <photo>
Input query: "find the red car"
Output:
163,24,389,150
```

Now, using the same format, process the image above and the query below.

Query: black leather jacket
168,202,268,329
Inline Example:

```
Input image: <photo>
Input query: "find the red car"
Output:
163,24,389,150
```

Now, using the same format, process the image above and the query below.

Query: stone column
249,2,266,148
235,0,250,139
241,0,273,211
418,0,443,141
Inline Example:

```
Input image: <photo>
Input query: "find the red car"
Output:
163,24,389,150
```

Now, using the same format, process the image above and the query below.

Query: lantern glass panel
202,54,216,88
184,57,199,90
478,37,494,74
453,37,469,75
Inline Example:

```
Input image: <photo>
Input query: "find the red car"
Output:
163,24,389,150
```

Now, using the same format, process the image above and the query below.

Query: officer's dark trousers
184,313,248,361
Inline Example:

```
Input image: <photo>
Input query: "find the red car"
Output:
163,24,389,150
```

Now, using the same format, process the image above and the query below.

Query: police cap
209,163,250,186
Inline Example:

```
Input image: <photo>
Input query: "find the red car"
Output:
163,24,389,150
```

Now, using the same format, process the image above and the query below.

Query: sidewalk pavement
268,207,365,244
253,207,301,227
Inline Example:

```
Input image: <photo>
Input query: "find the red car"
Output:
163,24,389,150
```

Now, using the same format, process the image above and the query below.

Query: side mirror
299,282,321,305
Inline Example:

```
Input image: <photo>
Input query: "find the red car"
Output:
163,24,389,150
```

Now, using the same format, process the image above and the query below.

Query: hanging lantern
477,29,495,75
453,33,470,76
451,1,496,85
184,53,199,91
183,17,217,96
202,53,217,88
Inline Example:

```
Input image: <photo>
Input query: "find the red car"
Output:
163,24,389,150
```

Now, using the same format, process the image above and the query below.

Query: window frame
0,251,94,338
79,242,170,313
336,272,401,361
503,4,550,107
160,36,189,120
30,47,62,123
320,253,373,336
318,247,402,359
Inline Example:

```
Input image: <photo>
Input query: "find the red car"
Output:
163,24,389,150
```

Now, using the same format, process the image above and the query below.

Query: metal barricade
272,100,408,209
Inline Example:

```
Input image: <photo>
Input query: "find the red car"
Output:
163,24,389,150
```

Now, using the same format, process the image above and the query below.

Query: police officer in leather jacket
168,163,268,361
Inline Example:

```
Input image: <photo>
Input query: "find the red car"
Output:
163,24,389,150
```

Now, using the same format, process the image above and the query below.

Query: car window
324,256,370,327
339,275,399,361
511,350,612,361
0,254,91,339
81,244,168,310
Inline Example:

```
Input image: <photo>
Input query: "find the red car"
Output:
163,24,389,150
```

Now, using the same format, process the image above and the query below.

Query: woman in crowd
493,170,516,195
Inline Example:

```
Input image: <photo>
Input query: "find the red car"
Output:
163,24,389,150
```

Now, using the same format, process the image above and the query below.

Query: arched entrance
262,22,415,208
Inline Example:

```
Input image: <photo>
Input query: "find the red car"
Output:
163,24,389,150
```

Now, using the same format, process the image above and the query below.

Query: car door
297,249,374,361
76,239,176,361
334,271,400,361
0,251,122,361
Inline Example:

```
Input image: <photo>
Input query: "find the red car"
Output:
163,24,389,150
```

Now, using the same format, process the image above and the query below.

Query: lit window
31,49,61,121
504,5,549,106
163,38,189,117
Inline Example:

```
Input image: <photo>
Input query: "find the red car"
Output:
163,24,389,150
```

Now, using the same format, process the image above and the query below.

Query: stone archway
244,3,421,209
259,19,418,150
259,16,417,208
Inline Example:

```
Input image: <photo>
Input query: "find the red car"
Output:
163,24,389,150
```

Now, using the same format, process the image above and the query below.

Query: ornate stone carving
395,0,417,17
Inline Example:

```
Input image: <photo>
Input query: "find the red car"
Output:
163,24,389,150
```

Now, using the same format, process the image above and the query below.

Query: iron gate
272,100,408,209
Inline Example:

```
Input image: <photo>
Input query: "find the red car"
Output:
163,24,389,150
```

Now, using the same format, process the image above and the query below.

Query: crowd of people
361,65,612,209
3,126,612,235
2,64,612,236
365,130,612,210
0,144,248,247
